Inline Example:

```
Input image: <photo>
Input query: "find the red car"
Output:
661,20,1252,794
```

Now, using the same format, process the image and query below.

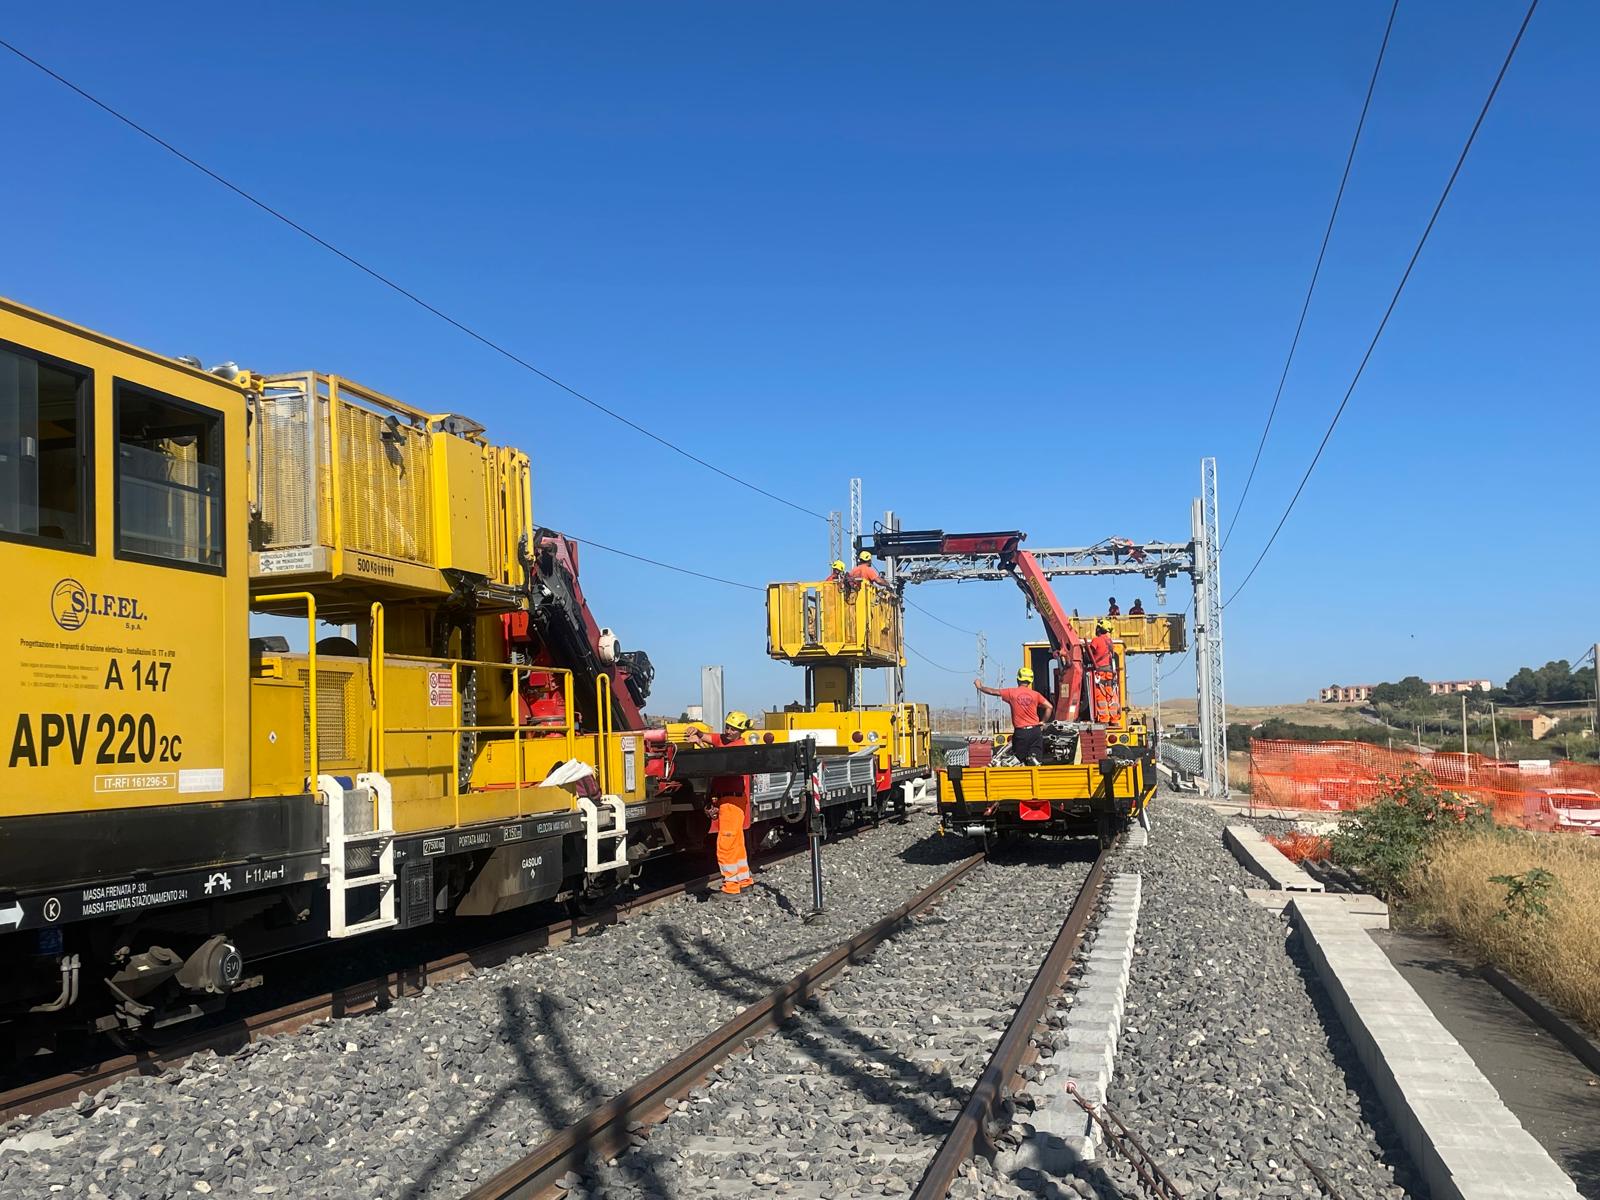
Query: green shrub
1328,768,1494,898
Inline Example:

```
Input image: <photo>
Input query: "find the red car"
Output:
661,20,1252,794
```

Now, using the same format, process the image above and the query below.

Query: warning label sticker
257,547,316,574
429,670,454,708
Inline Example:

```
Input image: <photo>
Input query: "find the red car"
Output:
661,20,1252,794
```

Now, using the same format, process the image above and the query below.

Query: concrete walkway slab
1292,895,1583,1200
1224,824,1325,892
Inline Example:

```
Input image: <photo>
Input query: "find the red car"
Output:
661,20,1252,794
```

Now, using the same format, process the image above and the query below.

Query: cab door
1,304,249,817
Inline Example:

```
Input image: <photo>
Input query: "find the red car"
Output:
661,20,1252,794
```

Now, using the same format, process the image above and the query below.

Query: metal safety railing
369,602,581,822
257,591,320,789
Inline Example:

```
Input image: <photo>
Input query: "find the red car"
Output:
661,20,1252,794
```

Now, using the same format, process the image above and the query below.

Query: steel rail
0,837,835,1124
910,845,1111,1199
465,852,988,1200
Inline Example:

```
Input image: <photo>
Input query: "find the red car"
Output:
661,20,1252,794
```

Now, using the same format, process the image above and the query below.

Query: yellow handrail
374,649,580,797
595,674,612,794
369,601,386,773
257,591,318,791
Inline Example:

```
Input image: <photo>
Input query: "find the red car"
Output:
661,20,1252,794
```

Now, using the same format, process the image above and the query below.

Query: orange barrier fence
1249,739,1600,835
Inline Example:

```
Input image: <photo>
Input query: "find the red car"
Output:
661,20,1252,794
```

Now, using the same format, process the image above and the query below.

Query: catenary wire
0,36,828,524
1223,0,1401,550
1224,0,1539,609
904,597,980,637
563,534,763,592
904,642,974,674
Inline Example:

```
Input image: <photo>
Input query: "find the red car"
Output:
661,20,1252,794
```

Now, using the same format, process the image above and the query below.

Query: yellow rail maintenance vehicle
760,573,933,828
943,612,1186,845
0,296,722,1050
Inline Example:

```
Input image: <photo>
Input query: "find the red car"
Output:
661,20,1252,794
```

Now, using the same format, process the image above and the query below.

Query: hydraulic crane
866,527,1180,842
865,530,1094,723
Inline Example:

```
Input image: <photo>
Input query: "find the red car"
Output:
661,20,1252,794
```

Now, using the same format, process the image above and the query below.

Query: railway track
0,833,846,1127
467,840,1110,1200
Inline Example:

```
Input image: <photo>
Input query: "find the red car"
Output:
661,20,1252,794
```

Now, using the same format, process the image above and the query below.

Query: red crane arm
1005,548,1086,722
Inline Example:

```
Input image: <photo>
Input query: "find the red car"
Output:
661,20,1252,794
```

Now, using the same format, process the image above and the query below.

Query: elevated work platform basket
766,580,902,667
247,372,532,620
1067,613,1186,654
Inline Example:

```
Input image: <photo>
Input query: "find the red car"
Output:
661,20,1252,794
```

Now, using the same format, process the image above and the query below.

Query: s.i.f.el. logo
50,578,89,631
50,578,147,631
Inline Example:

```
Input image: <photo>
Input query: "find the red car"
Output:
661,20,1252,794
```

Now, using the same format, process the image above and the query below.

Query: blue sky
3,3,1594,715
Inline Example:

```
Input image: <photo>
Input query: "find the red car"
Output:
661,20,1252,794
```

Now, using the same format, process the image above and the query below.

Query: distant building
1319,684,1374,703
1505,711,1558,741
1427,679,1492,696
1318,679,1492,703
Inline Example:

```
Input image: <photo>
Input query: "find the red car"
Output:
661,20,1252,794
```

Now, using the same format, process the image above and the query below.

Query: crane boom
866,529,1090,721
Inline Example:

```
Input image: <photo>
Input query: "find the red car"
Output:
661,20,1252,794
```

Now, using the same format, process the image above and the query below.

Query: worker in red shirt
686,711,755,897
974,668,1054,765
1129,598,1145,616
847,550,881,586
1106,597,1120,617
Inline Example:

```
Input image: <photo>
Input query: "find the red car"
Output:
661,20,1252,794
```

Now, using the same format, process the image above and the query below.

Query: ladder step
338,917,399,938
340,829,395,845
337,872,397,889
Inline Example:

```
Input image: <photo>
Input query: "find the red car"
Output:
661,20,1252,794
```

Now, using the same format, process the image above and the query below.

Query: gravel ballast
0,816,968,1199
567,844,1099,1200
959,795,1424,1200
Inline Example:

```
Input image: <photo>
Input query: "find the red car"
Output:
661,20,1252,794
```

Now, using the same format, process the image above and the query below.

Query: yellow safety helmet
723,710,752,732
1017,667,1035,684
831,559,846,573
858,550,872,562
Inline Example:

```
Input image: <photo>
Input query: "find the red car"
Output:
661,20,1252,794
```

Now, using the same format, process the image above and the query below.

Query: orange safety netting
1249,739,1600,835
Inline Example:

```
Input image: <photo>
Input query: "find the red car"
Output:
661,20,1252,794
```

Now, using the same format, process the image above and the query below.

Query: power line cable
1223,0,1400,550
564,533,762,592
904,596,980,636
0,36,828,524
905,642,973,675
1225,0,1539,608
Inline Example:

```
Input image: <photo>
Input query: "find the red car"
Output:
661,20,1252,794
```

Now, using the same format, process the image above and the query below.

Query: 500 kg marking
9,713,183,768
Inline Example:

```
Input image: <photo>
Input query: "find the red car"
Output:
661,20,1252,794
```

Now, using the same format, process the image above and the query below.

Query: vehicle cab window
0,343,92,551
114,381,224,570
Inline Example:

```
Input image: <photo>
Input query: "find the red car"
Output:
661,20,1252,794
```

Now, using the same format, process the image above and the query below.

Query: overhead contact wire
1225,0,1539,608
904,643,973,674
0,36,828,524
1222,0,1401,550
563,534,763,592
904,597,980,637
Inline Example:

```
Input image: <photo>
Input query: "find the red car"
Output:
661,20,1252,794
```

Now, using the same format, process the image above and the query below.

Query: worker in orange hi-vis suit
688,711,755,897
1088,621,1121,723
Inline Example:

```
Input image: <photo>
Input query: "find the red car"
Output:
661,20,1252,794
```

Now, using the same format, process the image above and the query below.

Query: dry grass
1161,698,1377,731
1409,831,1600,1035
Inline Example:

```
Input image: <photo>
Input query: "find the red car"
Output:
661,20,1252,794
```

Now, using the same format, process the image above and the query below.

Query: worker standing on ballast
687,711,756,897
974,669,1054,765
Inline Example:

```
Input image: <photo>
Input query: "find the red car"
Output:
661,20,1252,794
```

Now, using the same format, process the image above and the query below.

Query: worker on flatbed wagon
1088,621,1119,723
828,559,847,585
1129,598,1145,616
1106,597,1120,616
687,711,755,897
974,669,1054,765
847,550,881,586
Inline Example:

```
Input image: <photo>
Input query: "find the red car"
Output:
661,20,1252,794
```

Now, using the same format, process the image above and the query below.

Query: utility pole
1489,700,1501,760
883,509,904,706
976,631,988,735
1461,694,1470,781
849,478,862,709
